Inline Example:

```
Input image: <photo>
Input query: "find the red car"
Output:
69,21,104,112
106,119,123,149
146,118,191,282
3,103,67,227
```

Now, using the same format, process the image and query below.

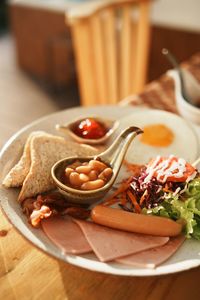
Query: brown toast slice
18,134,97,202
2,131,47,188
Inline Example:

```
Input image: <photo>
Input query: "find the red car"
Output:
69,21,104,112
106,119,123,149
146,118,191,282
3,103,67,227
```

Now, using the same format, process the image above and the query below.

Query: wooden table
1,53,200,300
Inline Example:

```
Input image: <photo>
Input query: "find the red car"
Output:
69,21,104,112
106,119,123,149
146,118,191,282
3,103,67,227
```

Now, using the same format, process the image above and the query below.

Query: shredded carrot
121,191,127,198
127,190,141,213
139,190,148,205
102,176,142,213
120,192,128,205
102,180,130,205
102,198,120,207
120,198,127,205
163,183,172,193
163,188,171,193
126,176,135,185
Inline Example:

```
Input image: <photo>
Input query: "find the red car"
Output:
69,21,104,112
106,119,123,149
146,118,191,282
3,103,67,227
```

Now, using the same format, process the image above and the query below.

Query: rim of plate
0,106,200,276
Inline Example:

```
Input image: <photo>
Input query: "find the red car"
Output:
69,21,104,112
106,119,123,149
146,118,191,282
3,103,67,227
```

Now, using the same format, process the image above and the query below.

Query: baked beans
63,159,113,190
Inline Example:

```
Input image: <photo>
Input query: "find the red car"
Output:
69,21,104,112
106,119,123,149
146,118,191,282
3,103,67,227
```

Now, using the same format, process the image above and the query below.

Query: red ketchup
73,118,107,139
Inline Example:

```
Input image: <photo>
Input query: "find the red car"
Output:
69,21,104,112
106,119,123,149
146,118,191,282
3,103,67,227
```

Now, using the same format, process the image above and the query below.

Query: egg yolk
140,124,174,147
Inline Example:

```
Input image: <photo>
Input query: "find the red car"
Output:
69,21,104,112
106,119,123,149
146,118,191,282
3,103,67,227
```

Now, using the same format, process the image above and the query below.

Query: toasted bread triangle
18,133,97,202
2,131,48,188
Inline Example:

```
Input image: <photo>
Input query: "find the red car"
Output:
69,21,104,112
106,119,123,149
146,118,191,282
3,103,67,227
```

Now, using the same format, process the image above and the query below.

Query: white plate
0,106,200,277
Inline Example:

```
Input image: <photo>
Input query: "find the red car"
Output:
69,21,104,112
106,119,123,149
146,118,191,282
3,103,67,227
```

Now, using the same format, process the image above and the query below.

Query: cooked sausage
91,206,182,237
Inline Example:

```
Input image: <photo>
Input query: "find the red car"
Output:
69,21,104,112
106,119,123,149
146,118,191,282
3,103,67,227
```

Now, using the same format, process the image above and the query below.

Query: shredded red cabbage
128,170,186,209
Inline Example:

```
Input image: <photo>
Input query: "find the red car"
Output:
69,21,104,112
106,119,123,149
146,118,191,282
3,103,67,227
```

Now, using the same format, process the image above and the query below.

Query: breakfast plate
0,105,200,276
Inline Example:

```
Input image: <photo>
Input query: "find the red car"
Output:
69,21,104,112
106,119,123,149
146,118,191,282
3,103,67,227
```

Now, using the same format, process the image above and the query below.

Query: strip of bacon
30,205,52,227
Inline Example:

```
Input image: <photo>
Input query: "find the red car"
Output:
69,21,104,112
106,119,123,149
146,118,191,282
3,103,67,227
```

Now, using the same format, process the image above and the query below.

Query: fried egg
118,109,199,165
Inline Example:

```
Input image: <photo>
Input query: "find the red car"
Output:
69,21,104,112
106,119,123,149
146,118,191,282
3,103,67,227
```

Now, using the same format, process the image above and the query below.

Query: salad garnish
103,155,200,239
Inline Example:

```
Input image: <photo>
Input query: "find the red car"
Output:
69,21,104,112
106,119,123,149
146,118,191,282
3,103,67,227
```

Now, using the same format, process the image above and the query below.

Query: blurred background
0,0,200,125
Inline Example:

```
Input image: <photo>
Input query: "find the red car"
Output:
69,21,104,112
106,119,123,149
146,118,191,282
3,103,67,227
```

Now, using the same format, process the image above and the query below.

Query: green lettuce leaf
143,178,200,240
185,178,200,197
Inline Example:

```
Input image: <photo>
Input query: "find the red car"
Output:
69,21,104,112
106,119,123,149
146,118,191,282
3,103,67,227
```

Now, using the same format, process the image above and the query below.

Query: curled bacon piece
22,192,91,227
30,205,52,227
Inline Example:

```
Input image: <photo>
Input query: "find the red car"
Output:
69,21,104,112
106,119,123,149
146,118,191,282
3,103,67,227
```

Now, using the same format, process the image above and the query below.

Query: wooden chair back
67,0,152,106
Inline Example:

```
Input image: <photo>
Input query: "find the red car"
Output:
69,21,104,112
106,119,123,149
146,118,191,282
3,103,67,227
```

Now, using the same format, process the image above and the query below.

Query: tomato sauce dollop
72,118,108,139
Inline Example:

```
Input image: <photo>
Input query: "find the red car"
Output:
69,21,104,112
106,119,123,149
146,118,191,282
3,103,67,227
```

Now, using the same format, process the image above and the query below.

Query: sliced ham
74,219,169,262
116,235,185,268
41,216,92,254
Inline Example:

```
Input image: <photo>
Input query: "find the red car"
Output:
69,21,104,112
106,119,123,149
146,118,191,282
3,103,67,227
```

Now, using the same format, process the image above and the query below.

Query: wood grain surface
1,205,200,300
1,37,200,300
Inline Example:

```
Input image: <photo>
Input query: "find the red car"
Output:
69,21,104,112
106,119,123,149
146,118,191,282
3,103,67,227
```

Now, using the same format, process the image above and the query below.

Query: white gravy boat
167,68,200,125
